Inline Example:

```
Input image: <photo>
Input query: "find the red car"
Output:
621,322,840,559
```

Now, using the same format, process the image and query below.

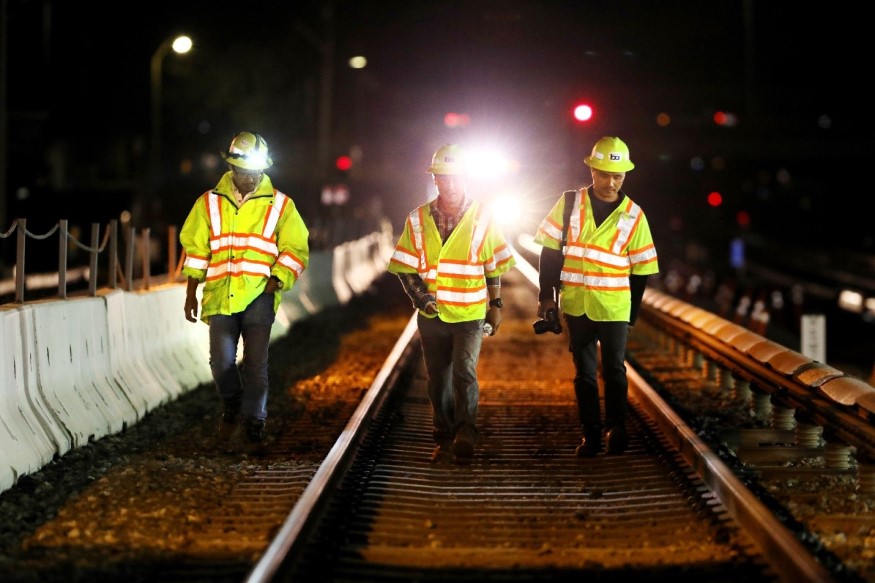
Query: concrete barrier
29,297,138,447
294,249,347,313
105,290,177,415
126,287,217,398
0,231,390,494
276,276,312,330
331,246,355,305
0,306,55,492
343,235,378,295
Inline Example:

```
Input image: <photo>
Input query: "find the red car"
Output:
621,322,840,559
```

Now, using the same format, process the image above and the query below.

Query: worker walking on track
180,131,310,453
388,143,516,464
534,136,659,457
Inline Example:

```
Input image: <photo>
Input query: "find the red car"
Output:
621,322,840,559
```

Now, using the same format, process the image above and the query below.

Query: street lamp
150,34,192,187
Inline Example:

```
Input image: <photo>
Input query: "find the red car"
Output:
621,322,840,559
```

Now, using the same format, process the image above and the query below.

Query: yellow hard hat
427,143,467,175
221,131,273,170
583,136,635,172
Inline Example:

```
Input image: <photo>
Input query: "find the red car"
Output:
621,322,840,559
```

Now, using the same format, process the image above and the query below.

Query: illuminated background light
572,103,593,122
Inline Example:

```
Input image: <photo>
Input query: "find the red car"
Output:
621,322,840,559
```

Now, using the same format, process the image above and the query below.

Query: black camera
533,307,562,335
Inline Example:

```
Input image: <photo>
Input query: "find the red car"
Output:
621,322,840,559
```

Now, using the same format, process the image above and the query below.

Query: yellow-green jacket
534,189,658,321
179,172,309,323
388,199,516,323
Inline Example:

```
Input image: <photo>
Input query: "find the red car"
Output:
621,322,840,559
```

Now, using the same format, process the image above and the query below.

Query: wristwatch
488,297,503,308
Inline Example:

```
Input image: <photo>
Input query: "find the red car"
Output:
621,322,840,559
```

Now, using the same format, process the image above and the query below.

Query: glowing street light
150,34,192,186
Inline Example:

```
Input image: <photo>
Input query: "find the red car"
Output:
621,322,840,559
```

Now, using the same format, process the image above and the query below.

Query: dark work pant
208,293,276,422
565,313,629,432
417,313,484,445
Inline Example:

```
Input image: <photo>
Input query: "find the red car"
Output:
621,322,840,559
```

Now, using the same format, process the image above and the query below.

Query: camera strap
560,189,576,253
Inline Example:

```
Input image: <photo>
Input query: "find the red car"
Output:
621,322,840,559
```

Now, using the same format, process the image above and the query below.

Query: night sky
3,1,869,260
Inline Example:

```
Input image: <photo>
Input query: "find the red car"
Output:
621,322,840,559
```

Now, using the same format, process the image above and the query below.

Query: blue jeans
565,314,629,431
417,314,484,445
208,293,276,421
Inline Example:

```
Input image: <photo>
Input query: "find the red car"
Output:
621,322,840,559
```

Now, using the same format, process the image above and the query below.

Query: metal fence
0,218,182,304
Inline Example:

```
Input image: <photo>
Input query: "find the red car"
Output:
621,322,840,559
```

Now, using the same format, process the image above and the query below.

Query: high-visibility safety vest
534,188,658,321
180,172,310,323
387,199,516,323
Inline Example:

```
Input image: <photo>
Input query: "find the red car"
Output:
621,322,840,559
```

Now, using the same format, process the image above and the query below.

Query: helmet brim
584,156,634,172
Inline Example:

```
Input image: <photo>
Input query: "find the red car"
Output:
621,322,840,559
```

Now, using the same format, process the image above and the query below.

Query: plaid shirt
430,196,471,242
398,196,499,311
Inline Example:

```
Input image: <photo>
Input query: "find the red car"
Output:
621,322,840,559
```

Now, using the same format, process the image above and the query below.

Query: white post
800,313,826,363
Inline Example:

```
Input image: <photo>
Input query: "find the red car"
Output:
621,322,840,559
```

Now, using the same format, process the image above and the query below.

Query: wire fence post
125,224,135,292
3,216,195,304
142,228,151,290
109,219,118,289
167,225,177,284
58,219,68,299
15,218,25,303
89,223,99,297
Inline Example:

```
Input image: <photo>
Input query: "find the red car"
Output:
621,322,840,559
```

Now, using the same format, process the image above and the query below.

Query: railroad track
4,253,875,582
257,336,782,581
246,256,845,582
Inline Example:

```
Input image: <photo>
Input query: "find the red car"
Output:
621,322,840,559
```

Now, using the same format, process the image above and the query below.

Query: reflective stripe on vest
203,191,287,280
559,195,645,292
410,206,428,273
567,189,582,245
469,204,489,262
408,202,488,308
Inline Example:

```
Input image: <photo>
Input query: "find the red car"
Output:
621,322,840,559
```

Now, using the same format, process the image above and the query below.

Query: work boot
452,425,478,464
606,424,628,455
430,443,452,463
574,426,602,458
217,399,241,443
242,418,266,455
452,436,474,463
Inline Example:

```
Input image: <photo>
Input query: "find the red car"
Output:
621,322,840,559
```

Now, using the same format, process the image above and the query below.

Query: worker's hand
485,306,502,335
184,295,199,323
423,298,439,315
538,299,557,319
264,276,281,295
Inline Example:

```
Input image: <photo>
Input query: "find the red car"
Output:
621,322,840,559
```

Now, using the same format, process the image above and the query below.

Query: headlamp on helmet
221,131,273,170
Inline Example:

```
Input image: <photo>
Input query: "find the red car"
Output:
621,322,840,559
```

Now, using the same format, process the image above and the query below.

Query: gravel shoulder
0,273,412,581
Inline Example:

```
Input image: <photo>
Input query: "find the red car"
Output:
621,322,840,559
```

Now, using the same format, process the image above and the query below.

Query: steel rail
515,246,834,582
628,366,834,582
639,303,875,464
245,313,420,583
246,247,837,582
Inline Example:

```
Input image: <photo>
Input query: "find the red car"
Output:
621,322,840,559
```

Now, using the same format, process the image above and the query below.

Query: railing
0,218,183,304
0,207,391,305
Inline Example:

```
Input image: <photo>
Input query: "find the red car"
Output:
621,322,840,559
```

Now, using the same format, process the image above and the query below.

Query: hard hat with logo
427,143,468,175
221,131,273,170
583,136,635,172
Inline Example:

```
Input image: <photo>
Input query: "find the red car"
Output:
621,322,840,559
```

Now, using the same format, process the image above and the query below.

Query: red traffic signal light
572,103,594,122
713,110,738,127
444,112,471,128
707,191,723,207
335,155,353,171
